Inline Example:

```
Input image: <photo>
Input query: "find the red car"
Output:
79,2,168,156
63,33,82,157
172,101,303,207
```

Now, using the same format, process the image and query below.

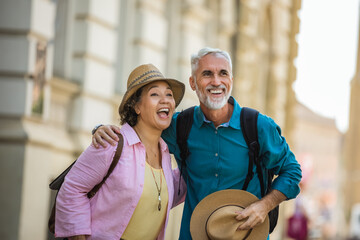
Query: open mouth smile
209,89,224,95
157,108,170,118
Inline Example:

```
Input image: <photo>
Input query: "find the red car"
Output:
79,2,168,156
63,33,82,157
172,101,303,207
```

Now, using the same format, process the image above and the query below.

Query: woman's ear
134,104,140,115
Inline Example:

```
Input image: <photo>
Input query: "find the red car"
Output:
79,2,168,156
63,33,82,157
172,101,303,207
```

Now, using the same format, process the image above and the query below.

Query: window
31,42,47,115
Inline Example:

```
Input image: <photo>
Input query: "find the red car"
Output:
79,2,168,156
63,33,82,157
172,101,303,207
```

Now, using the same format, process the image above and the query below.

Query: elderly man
92,47,302,239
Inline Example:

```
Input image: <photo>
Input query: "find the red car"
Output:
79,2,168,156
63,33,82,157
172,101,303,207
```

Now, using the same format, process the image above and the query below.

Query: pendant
158,194,161,211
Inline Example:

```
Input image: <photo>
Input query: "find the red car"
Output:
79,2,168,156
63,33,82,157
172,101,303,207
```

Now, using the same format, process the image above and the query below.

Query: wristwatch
91,124,103,135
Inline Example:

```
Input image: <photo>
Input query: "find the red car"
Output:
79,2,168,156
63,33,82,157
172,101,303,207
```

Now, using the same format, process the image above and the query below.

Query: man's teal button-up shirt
162,97,302,240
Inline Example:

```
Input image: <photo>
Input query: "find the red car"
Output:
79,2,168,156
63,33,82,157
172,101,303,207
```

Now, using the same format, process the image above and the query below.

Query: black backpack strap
176,106,195,194
176,107,195,164
48,133,124,234
49,133,124,192
241,107,279,233
87,133,124,198
240,107,266,196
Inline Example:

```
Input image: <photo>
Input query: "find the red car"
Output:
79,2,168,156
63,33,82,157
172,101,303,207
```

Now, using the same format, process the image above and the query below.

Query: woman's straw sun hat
119,64,185,113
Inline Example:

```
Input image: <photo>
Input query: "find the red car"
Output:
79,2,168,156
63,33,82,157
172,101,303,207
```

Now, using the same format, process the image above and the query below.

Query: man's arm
93,111,180,150
235,114,301,230
258,115,302,199
235,189,286,230
92,125,120,148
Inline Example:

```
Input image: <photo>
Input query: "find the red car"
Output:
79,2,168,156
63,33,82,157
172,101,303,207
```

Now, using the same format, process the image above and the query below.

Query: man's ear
189,76,196,91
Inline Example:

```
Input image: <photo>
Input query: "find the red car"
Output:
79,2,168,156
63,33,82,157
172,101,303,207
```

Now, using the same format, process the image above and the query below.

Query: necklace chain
149,166,162,211
134,128,162,210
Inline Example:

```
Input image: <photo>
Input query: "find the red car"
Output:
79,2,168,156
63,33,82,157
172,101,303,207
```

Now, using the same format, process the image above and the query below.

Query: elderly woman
55,64,186,240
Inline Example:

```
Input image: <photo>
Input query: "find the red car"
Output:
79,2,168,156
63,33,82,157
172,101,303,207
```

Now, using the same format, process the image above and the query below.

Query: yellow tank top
121,162,168,240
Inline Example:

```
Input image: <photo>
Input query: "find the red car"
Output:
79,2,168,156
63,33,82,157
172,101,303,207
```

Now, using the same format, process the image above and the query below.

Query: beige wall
0,0,302,239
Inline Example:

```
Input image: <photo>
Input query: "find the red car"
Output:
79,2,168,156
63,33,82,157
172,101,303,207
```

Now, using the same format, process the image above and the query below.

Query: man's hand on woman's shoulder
92,125,121,148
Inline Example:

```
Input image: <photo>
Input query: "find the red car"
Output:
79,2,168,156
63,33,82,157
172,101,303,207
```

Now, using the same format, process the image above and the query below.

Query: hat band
205,204,253,240
128,70,164,89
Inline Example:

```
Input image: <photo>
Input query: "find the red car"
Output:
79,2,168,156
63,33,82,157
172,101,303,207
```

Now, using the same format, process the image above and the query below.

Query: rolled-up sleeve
258,114,302,199
55,144,115,237
171,167,187,207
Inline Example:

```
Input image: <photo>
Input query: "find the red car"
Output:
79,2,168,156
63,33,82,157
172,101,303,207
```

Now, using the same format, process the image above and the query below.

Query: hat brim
190,189,270,240
119,77,185,114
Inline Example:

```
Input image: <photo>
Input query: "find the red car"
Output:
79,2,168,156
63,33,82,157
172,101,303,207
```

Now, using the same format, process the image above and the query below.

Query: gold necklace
149,166,162,211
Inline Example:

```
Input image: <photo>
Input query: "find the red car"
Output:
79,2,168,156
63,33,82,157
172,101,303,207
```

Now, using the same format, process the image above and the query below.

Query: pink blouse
55,123,186,240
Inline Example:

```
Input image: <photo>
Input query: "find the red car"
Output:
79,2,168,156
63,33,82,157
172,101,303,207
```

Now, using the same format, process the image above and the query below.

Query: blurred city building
342,7,360,239
291,102,343,240
0,0,322,239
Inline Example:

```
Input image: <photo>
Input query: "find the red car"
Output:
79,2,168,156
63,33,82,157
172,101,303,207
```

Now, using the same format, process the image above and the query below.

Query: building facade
0,0,301,239
292,103,343,239
342,6,360,238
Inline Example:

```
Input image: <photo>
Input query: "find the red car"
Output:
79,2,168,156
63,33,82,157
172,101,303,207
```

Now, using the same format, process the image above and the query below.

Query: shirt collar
121,123,141,146
121,123,168,151
193,96,241,130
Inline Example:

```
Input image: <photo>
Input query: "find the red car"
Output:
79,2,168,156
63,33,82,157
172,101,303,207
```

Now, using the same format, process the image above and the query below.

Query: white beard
195,83,232,110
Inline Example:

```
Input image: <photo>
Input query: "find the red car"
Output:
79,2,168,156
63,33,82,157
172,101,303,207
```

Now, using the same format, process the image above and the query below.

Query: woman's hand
92,125,121,148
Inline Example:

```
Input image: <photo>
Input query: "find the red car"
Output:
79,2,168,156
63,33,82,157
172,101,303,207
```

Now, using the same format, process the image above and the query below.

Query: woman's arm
55,144,117,237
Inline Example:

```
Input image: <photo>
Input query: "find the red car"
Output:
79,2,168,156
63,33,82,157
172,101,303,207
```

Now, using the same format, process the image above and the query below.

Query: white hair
190,47,233,78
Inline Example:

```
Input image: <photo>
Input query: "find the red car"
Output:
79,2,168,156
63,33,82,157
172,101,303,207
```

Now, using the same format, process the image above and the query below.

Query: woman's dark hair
120,87,143,127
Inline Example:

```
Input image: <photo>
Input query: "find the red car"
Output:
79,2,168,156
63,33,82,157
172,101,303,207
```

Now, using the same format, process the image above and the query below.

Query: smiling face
135,80,175,131
190,53,233,110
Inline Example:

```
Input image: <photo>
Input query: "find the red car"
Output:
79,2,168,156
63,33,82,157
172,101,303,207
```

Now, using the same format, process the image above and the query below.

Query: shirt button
215,130,218,134
215,153,218,157
140,184,143,187
141,163,145,167
215,173,218,177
